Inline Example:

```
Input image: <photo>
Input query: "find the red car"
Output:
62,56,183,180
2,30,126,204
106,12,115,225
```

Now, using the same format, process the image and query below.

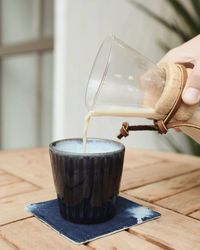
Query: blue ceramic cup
49,138,125,224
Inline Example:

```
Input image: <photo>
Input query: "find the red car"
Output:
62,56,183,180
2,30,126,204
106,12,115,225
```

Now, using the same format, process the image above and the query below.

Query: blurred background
0,0,199,155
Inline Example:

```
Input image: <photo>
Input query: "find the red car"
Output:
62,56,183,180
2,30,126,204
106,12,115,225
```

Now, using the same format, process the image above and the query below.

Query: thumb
182,61,200,105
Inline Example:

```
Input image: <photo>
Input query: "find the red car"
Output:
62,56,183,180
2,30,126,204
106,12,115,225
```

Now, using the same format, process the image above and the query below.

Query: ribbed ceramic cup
49,138,125,224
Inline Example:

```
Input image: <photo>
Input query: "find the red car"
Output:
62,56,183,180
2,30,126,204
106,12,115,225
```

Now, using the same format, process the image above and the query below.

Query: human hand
160,35,200,105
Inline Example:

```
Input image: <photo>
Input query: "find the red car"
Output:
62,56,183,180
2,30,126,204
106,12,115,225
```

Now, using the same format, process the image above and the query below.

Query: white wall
53,0,177,150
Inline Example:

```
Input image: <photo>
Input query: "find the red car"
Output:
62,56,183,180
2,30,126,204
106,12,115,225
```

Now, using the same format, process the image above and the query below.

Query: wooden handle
118,63,200,144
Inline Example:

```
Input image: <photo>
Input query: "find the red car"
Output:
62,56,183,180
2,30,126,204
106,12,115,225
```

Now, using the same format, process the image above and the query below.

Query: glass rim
85,35,116,110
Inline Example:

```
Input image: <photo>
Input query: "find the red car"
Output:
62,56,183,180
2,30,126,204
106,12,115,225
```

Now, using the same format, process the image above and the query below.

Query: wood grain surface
0,148,200,250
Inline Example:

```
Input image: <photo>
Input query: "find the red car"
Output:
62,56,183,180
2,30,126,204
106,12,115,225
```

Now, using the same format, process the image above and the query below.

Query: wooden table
0,148,200,250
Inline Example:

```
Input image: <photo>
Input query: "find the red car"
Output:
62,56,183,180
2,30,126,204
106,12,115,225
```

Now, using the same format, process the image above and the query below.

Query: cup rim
49,137,125,156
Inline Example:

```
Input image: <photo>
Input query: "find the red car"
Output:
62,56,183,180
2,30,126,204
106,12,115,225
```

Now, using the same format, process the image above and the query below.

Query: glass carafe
85,35,166,119
85,35,200,143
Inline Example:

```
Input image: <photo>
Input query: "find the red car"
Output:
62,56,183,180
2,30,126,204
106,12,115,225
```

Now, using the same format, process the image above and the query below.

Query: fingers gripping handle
117,63,200,142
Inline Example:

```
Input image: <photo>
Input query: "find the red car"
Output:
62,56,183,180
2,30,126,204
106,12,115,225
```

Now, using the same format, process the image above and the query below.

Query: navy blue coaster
25,196,161,244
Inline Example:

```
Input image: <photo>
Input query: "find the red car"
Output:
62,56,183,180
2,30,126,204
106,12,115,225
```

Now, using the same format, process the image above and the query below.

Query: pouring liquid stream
82,107,161,152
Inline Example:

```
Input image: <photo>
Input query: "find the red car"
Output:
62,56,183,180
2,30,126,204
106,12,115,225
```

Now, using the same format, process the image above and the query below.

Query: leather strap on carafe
117,64,200,139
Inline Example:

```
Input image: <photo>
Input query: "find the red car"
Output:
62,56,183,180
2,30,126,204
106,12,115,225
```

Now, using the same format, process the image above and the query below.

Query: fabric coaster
25,196,161,244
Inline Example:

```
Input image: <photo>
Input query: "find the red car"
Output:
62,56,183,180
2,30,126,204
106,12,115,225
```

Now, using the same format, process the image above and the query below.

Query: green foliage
132,1,190,42
132,0,200,156
191,0,200,21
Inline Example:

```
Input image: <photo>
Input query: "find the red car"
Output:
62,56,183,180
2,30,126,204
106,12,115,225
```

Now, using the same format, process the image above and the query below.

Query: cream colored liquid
82,107,162,152
83,111,93,152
